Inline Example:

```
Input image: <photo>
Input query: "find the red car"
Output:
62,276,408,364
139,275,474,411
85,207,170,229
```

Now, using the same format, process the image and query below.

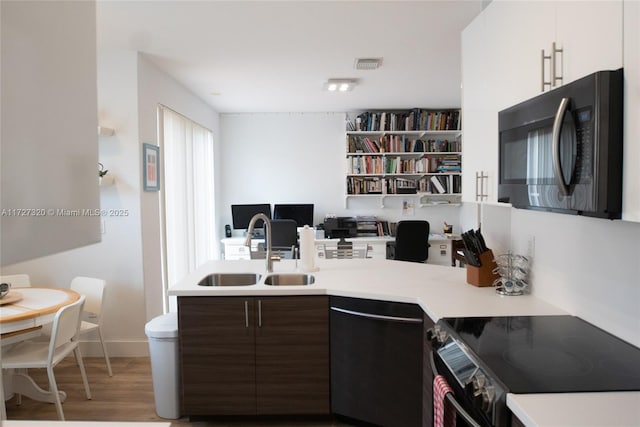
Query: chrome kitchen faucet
245,213,279,273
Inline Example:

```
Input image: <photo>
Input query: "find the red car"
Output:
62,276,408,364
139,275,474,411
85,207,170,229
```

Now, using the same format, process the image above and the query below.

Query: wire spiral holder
492,252,530,296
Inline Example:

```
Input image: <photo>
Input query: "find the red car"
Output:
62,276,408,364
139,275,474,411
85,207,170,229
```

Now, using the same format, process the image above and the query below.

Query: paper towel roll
299,225,318,272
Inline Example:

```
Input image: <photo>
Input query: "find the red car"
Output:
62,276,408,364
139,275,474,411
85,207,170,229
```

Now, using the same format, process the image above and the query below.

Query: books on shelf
348,135,460,154
347,109,461,132
348,156,428,175
426,138,462,152
430,154,461,173
347,176,425,195
345,107,463,203
417,174,462,195
430,175,447,194
347,177,384,195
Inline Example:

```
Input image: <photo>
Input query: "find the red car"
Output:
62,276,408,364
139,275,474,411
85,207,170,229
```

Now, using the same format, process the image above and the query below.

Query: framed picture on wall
142,143,160,191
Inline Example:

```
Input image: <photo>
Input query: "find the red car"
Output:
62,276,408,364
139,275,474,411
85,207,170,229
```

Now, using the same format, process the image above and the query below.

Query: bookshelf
345,110,462,208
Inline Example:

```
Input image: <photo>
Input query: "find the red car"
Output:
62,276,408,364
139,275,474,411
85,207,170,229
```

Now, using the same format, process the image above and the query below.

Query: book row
347,155,460,175
419,175,462,194
348,136,461,154
346,109,461,132
346,175,462,195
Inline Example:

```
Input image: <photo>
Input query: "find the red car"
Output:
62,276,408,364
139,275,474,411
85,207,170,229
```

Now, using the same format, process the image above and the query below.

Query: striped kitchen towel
433,374,455,427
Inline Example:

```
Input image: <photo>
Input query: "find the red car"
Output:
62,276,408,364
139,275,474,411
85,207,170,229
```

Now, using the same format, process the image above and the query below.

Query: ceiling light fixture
323,79,357,92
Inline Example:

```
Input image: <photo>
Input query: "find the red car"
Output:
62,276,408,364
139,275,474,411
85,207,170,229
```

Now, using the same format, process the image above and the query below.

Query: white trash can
145,312,180,419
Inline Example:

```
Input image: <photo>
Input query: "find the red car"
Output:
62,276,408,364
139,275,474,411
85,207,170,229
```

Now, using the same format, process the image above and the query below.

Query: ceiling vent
354,57,383,70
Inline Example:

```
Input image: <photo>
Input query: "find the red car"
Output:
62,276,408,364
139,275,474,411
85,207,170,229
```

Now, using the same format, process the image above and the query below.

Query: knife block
466,249,499,287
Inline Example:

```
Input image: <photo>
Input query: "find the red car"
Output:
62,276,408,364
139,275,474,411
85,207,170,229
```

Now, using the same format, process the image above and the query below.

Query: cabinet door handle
475,171,488,201
551,41,563,87
244,300,249,328
330,307,423,324
258,300,262,327
541,48,552,91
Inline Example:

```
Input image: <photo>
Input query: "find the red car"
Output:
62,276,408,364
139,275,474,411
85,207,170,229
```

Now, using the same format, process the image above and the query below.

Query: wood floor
4,357,353,426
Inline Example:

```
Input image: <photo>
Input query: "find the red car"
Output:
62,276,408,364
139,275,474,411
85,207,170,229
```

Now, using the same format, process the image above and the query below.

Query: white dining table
0,287,81,420
1,287,80,336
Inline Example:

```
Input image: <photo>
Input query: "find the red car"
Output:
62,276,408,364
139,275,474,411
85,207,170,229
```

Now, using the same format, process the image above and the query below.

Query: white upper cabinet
461,0,624,205
555,1,623,83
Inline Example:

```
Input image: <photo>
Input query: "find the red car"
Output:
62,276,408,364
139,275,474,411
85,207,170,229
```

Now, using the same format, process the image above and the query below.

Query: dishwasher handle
330,306,423,324
429,351,483,427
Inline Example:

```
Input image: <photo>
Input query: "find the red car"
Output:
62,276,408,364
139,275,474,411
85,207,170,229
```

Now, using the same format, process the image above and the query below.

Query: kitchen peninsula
169,259,640,427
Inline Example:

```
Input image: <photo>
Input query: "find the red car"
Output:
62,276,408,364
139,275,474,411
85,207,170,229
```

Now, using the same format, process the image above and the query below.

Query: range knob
426,325,448,346
472,372,486,395
470,372,495,412
481,385,496,412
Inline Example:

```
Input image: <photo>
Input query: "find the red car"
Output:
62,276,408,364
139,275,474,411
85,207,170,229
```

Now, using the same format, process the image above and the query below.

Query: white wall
510,211,640,347
137,54,220,318
219,113,462,242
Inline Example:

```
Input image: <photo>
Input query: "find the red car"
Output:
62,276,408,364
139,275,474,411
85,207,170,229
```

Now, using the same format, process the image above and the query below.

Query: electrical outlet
526,235,535,258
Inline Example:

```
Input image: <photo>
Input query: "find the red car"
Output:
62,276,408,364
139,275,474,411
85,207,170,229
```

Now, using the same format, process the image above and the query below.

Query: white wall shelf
97,125,115,137
344,193,462,209
99,175,115,187
345,110,462,207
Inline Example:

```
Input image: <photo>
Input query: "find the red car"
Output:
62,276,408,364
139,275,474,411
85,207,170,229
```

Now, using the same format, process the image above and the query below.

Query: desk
222,235,459,265
1,287,81,418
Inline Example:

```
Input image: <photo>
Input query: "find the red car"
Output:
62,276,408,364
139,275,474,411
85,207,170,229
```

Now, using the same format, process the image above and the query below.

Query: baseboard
79,339,150,357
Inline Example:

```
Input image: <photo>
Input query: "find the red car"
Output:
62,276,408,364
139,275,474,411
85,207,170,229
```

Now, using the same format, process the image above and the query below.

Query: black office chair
392,220,430,263
251,219,299,260
267,219,298,248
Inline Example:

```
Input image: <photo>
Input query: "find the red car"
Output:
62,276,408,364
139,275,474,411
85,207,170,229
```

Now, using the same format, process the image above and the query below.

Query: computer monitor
231,204,271,230
273,204,314,227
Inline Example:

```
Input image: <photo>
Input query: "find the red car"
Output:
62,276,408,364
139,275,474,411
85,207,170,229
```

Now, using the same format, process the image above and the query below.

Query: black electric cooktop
442,315,640,394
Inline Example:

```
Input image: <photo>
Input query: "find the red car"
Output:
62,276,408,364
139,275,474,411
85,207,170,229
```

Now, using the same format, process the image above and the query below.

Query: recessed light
323,79,357,92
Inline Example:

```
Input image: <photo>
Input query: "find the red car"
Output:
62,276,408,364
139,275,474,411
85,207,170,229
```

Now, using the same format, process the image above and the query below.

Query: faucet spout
245,213,278,273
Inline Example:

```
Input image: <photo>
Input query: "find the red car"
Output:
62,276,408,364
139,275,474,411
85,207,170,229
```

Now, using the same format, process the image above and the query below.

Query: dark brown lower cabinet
178,296,330,416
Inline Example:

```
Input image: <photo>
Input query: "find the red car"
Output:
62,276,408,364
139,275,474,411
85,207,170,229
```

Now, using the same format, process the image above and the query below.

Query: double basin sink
198,272,315,287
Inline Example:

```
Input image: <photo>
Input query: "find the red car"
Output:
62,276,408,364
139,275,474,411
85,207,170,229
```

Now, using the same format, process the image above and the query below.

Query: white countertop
169,258,564,321
169,258,640,427
507,392,640,427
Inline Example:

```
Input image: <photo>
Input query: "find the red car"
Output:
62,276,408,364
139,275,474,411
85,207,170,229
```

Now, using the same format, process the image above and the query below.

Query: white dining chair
70,276,112,377
0,274,31,287
2,295,92,420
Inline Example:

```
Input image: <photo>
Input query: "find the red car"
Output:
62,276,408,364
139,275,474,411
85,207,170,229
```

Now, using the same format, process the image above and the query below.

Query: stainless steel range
429,315,640,427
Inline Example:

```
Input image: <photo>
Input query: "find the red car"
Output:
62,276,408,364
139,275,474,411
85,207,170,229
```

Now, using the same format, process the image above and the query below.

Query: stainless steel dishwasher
330,296,424,427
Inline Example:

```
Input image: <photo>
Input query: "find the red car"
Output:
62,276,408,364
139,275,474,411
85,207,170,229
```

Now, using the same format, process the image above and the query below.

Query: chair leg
74,347,92,400
15,368,27,405
46,366,64,420
97,326,113,376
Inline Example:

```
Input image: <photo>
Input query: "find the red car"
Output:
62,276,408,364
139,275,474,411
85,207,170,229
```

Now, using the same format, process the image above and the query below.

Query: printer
323,217,358,239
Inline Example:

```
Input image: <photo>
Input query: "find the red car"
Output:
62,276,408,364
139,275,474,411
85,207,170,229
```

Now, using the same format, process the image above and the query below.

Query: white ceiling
97,1,483,113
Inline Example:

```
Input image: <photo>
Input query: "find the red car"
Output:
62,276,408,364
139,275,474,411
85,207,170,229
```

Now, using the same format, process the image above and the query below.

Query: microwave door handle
429,352,483,427
552,97,571,196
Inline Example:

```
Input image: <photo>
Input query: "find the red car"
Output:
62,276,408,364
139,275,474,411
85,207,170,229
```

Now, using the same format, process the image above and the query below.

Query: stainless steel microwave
498,68,623,219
